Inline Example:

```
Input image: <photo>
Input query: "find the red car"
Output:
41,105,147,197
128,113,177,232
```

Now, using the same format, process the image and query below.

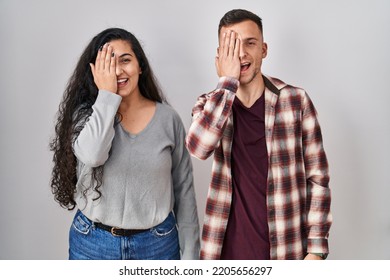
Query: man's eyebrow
243,37,259,41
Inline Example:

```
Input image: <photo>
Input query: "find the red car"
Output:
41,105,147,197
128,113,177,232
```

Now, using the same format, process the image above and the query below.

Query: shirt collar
263,75,287,96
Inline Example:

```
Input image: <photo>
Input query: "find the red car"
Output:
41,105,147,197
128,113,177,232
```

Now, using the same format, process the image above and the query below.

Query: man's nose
236,35,245,59
239,42,246,59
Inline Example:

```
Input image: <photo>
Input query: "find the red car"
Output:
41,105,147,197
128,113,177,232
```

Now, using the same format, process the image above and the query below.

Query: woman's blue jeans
69,210,180,260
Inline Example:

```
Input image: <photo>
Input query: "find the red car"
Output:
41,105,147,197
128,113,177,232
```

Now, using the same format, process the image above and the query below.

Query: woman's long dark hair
50,28,165,210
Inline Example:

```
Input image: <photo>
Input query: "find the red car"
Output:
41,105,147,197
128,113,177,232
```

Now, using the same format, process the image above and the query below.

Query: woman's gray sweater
73,90,200,259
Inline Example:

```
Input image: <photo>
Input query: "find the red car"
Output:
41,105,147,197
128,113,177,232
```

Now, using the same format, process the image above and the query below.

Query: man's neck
236,75,265,108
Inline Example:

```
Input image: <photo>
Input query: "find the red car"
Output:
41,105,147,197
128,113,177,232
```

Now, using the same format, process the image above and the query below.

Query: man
186,9,332,260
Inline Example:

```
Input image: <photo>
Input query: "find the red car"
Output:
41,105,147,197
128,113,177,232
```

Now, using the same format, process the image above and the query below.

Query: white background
0,0,389,259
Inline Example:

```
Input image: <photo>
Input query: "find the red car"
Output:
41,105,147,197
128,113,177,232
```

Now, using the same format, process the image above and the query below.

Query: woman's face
109,39,142,98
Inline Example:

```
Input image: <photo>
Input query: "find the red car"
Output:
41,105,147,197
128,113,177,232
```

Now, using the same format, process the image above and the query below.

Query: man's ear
262,42,268,58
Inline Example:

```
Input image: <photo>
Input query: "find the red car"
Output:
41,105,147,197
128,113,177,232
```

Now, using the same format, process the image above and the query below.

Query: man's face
219,20,267,86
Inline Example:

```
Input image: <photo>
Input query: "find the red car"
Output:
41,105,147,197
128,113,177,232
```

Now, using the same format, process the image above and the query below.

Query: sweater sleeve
171,114,201,259
73,90,122,167
185,77,239,160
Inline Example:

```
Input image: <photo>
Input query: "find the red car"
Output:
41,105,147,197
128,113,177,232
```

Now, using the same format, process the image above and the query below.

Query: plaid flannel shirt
186,75,332,260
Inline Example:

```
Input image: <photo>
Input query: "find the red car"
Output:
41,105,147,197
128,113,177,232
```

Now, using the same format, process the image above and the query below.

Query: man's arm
185,78,238,160
302,92,332,258
185,30,241,160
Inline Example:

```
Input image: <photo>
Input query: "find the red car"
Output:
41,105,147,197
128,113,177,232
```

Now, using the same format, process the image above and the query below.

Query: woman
50,28,200,260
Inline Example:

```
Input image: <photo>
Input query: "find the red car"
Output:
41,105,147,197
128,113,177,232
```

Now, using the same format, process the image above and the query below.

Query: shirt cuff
217,76,240,93
309,252,328,259
96,90,122,104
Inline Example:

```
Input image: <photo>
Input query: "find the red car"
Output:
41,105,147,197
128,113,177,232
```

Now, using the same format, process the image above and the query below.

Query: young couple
50,9,332,260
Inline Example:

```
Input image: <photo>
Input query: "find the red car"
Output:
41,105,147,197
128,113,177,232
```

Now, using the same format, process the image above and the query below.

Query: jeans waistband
94,222,149,237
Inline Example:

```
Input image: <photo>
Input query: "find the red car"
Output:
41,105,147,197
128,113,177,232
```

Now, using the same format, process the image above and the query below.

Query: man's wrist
217,76,240,93
309,252,328,260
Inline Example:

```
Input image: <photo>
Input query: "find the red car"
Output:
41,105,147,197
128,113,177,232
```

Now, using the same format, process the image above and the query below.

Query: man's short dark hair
218,9,263,36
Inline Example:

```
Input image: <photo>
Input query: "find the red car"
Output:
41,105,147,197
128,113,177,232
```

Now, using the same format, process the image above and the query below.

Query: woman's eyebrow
119,53,133,58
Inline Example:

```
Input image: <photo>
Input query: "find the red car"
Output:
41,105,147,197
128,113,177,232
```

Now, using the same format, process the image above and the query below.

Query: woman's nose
116,65,123,76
